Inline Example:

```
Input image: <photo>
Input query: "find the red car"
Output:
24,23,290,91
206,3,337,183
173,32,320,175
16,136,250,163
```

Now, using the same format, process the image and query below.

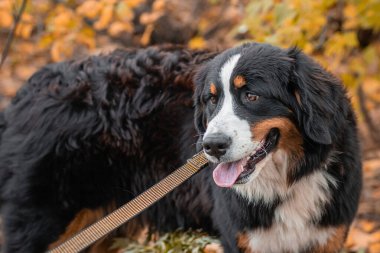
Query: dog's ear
287,47,337,145
193,64,209,150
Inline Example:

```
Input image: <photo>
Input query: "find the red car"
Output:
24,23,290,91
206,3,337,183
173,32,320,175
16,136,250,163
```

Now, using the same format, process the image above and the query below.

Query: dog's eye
210,95,218,104
246,92,259,102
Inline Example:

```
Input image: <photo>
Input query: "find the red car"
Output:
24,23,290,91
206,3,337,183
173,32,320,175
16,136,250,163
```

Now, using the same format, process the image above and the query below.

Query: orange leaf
139,12,162,25
76,0,102,19
51,39,73,62
94,5,114,30
152,0,165,11
189,37,206,49
116,2,134,21
125,0,145,8
0,11,13,28
140,24,154,46
108,21,133,36
39,34,54,48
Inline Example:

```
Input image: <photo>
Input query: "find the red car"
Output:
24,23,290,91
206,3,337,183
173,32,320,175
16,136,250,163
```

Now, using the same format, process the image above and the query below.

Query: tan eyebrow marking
233,75,246,88
210,83,217,95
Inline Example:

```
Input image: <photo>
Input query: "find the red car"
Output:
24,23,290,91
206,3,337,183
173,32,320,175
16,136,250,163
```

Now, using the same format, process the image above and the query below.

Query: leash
48,151,208,253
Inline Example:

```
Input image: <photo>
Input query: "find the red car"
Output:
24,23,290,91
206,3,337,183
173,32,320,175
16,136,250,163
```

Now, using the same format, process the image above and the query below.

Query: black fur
0,46,217,253
0,43,361,253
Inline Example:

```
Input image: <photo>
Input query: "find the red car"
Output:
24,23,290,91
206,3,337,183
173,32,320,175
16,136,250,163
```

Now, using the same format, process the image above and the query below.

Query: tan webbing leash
48,152,208,253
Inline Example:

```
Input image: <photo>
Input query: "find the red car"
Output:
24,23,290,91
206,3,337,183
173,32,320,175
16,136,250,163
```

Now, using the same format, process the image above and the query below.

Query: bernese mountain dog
0,43,361,253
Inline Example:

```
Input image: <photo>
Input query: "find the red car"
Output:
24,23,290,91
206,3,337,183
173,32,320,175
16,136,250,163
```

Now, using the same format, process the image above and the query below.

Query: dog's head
194,43,344,194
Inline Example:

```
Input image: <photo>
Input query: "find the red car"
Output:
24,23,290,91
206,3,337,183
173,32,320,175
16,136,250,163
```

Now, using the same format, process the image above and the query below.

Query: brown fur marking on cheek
251,118,304,181
251,118,303,155
234,75,246,89
210,83,217,95
311,225,348,253
237,232,255,253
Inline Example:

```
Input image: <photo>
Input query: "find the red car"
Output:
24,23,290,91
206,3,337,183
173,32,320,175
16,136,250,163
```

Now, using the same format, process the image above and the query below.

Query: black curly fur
0,46,217,253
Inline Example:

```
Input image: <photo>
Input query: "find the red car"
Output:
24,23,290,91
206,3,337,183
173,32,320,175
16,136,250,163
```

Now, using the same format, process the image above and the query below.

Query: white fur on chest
245,225,334,253
235,150,338,252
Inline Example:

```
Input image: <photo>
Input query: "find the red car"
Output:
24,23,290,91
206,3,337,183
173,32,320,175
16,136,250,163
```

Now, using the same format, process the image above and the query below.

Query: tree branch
0,0,28,68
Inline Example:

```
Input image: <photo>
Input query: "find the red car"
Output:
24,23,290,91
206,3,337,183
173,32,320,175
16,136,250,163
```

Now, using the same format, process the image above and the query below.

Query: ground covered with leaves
112,229,220,253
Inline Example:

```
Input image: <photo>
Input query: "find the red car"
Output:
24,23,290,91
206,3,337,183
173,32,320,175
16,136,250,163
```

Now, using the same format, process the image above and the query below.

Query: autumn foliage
1,0,380,111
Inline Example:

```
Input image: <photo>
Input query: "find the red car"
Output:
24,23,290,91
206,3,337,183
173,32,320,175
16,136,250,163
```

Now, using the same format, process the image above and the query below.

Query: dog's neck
231,149,338,252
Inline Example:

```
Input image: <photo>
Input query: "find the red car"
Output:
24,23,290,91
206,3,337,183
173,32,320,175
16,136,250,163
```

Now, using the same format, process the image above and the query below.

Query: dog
0,43,361,253
193,43,362,252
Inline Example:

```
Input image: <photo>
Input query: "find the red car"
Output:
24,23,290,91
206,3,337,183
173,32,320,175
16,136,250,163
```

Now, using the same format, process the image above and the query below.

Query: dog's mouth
212,129,279,188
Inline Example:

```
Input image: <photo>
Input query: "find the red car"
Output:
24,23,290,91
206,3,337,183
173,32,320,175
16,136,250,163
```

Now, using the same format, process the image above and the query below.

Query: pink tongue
213,159,246,187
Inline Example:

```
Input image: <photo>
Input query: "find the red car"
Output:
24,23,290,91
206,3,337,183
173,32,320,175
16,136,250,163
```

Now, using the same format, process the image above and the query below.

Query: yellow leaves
76,1,102,19
26,0,147,61
303,42,314,54
363,78,380,104
325,32,358,57
152,0,166,12
76,0,138,37
0,1,35,39
300,14,326,38
76,28,96,49
356,0,380,30
0,10,12,27
363,45,378,67
344,4,358,30
140,12,162,25
51,39,73,62
363,78,380,95
0,0,379,97
116,2,134,22
238,0,380,106
47,5,80,36
189,37,206,49
320,0,336,9
15,13,34,39
108,21,133,36
140,24,154,46
125,0,145,9
76,0,138,28
139,0,164,26
94,4,114,30
274,3,295,25
341,73,358,89
39,34,54,49
15,23,33,38
241,0,329,49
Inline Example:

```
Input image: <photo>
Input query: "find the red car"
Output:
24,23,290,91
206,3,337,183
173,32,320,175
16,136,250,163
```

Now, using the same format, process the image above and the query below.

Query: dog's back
0,46,217,253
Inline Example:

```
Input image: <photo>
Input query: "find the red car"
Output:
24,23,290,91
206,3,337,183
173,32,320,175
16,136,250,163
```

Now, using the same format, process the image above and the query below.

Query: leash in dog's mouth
212,128,279,187
48,152,209,253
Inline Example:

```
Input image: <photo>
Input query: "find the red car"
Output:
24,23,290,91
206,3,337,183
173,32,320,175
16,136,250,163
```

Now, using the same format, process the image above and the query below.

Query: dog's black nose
203,133,231,159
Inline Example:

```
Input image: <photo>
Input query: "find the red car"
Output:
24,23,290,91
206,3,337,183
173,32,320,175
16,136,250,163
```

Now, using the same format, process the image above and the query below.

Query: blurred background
0,0,380,252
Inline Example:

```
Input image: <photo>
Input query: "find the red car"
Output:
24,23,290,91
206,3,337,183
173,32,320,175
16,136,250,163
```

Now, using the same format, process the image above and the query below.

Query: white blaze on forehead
203,54,259,163
220,54,241,90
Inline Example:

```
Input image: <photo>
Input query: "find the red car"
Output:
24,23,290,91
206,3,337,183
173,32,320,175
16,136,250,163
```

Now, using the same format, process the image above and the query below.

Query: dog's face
194,43,337,194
